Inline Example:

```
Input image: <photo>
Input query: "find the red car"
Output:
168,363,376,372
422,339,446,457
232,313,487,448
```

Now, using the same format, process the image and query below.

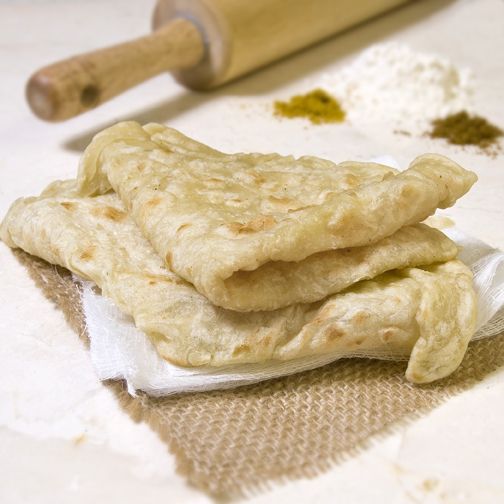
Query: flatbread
0,190,476,383
73,121,477,311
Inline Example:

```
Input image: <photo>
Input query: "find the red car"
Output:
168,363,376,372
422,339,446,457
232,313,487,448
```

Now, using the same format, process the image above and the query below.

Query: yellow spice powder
274,89,346,125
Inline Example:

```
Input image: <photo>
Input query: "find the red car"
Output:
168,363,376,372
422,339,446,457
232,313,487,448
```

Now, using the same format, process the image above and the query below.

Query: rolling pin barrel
27,0,409,121
154,0,409,90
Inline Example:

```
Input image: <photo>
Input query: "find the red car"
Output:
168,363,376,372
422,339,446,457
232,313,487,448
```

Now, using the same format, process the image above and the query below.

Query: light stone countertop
0,0,503,503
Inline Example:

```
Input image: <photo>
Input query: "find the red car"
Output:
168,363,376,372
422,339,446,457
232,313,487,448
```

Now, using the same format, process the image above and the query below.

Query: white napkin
79,226,504,397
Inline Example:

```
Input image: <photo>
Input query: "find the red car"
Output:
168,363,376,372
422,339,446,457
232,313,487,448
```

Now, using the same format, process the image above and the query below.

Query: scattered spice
394,129,412,137
274,89,345,124
429,111,502,148
73,433,87,446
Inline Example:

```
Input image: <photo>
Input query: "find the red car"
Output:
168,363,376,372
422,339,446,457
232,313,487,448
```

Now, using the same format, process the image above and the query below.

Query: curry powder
430,111,502,148
274,89,345,125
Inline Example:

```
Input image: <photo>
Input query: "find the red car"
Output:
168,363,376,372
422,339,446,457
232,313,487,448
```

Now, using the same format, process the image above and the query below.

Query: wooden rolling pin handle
26,18,205,122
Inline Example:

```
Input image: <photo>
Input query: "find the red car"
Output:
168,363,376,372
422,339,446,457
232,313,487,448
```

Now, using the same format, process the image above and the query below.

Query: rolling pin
27,0,410,121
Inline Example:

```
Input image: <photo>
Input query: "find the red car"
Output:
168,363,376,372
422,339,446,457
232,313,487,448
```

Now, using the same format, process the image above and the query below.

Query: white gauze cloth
79,227,504,397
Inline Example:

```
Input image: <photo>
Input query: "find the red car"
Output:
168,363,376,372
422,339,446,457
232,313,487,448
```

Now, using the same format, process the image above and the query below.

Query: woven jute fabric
14,249,504,499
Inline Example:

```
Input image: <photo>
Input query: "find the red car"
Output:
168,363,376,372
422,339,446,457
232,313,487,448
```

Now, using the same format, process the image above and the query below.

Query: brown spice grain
429,111,502,148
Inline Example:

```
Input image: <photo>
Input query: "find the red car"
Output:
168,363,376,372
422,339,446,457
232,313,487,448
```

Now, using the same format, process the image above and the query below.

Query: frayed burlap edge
14,249,504,500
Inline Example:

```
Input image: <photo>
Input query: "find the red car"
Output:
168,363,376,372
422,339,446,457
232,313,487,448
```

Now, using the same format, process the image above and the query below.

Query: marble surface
1,0,503,502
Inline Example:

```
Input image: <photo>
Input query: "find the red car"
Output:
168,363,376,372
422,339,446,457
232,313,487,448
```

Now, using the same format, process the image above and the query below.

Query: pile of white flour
317,42,474,130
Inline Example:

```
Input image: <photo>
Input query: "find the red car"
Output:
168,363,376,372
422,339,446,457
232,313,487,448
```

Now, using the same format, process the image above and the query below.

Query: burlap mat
14,249,504,499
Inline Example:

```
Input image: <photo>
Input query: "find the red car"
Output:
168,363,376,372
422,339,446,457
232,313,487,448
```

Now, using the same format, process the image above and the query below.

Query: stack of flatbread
1,122,479,383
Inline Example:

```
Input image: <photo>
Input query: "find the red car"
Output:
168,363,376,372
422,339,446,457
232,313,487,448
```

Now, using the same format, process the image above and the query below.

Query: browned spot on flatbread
343,174,359,188
168,276,185,286
268,196,293,204
145,273,185,287
228,223,241,233
269,196,314,214
252,173,266,185
60,202,76,211
354,338,364,346
401,186,414,199
91,206,127,222
382,329,395,342
287,204,317,214
146,197,162,208
352,311,369,324
165,252,173,269
232,344,251,356
261,336,272,347
176,223,192,233
104,206,127,221
207,177,225,185
79,245,96,261
327,328,345,341
228,215,277,234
